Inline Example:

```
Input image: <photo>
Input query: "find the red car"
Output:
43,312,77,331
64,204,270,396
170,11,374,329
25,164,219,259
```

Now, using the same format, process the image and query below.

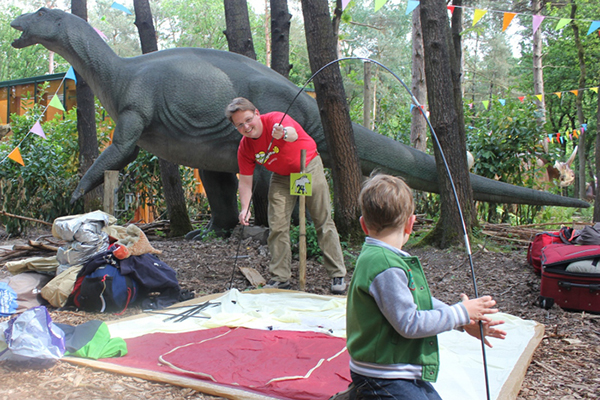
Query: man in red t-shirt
225,97,346,294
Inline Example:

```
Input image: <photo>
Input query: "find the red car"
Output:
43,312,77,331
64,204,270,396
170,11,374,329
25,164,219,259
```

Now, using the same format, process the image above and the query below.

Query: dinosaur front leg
71,112,143,203
186,170,239,239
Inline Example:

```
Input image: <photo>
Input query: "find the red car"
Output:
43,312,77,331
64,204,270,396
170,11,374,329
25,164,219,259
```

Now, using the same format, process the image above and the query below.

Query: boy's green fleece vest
347,243,440,382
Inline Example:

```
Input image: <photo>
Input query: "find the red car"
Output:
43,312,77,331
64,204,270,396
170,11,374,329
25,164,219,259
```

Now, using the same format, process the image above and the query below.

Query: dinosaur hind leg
186,170,239,239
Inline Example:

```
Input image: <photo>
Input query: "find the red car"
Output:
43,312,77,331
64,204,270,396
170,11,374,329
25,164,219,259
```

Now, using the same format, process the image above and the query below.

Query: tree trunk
571,4,587,200
223,0,268,226
532,0,546,123
419,0,473,248
270,0,291,78
223,0,257,59
133,0,192,237
300,0,362,240
410,9,427,152
71,0,102,212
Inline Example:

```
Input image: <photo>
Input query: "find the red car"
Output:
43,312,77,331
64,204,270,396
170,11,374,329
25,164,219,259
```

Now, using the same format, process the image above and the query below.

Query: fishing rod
276,56,491,400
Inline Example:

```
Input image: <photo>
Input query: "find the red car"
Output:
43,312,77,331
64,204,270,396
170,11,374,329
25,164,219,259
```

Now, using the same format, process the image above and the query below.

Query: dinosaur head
11,8,64,50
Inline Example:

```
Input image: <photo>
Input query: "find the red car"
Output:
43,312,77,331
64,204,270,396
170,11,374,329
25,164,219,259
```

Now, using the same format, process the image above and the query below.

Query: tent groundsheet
64,289,544,400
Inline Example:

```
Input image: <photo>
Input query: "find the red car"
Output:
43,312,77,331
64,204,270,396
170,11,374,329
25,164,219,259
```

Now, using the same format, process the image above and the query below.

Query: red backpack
527,230,570,273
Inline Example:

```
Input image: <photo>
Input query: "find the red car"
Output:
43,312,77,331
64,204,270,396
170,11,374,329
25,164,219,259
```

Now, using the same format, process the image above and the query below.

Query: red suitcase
539,244,600,312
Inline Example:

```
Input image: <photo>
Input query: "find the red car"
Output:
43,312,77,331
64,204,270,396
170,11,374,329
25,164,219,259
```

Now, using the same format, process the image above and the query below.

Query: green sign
290,173,312,196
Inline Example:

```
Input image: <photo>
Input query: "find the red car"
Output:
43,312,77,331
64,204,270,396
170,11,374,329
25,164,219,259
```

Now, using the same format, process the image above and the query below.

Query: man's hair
359,173,414,234
225,97,256,122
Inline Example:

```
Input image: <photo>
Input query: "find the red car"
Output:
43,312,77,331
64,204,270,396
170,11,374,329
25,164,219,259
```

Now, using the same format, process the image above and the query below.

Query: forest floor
0,222,598,399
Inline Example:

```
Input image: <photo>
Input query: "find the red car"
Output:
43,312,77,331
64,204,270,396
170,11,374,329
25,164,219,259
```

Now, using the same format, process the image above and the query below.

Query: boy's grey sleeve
370,269,470,339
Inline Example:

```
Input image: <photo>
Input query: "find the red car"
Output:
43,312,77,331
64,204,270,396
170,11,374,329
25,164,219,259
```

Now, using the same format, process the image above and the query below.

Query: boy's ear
405,215,416,235
359,216,369,235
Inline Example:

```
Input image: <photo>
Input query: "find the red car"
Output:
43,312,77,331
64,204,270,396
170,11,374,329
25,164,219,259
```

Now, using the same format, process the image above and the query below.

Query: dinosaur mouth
10,23,31,49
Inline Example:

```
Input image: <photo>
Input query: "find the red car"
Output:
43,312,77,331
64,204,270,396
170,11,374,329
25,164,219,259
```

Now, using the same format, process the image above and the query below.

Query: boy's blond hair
224,97,257,122
359,173,414,234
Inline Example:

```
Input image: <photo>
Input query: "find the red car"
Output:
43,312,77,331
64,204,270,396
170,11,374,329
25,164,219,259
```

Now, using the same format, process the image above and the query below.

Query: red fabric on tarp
102,327,351,400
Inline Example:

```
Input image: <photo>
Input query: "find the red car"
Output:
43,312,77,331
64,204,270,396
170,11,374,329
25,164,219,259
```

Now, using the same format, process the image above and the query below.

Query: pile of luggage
527,224,600,312
1,211,190,317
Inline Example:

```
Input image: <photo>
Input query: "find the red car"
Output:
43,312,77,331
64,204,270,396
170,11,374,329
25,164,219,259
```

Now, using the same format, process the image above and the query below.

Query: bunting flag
447,5,455,15
555,18,572,30
111,2,132,15
93,27,108,40
518,96,525,103
341,0,351,11
472,9,487,26
374,0,387,12
535,94,543,102
406,0,419,15
482,100,489,110
591,87,599,93
587,21,600,35
49,95,65,111
29,121,46,139
65,66,77,83
502,12,516,32
532,15,545,34
554,92,562,98
499,99,506,106
570,90,579,96
8,148,24,166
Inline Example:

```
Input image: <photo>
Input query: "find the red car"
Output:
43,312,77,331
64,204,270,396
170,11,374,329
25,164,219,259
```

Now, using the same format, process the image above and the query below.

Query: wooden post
103,170,119,216
298,150,307,291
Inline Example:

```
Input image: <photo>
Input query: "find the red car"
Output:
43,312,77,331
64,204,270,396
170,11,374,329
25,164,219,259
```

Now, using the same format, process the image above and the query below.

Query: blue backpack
71,263,138,313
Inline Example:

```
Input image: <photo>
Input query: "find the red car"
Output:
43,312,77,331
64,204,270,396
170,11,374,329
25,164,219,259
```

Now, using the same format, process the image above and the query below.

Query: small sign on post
290,150,311,291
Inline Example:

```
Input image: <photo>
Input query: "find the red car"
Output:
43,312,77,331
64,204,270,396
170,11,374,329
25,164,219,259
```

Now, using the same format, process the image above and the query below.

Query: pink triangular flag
341,0,351,11
29,121,46,139
533,15,545,34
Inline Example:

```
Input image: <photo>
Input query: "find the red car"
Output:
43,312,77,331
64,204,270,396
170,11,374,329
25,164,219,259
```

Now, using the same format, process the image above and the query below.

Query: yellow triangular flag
49,95,65,111
570,90,579,96
554,92,562,98
502,12,517,32
482,100,489,110
8,147,24,166
555,18,572,30
590,87,598,93
535,94,543,102
374,0,387,12
473,9,487,26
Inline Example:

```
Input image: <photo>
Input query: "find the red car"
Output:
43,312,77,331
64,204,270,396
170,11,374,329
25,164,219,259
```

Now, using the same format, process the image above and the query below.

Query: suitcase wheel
538,296,554,310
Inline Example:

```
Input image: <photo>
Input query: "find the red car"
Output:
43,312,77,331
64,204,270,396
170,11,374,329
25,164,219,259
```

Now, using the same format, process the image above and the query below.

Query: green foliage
0,106,83,234
290,222,322,262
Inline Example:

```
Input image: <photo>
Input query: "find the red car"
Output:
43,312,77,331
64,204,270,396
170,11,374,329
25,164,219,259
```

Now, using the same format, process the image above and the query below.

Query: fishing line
278,56,491,400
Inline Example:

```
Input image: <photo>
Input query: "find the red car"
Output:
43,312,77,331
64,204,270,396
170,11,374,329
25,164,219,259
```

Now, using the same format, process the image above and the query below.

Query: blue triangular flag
499,99,506,106
111,2,132,15
587,21,600,36
65,66,77,83
582,123,587,131
410,104,415,112
406,0,419,15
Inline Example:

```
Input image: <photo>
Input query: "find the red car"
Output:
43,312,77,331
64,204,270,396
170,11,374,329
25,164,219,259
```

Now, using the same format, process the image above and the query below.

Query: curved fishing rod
278,56,491,400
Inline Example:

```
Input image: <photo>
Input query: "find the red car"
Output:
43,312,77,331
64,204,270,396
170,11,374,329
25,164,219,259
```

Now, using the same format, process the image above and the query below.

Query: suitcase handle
558,281,600,292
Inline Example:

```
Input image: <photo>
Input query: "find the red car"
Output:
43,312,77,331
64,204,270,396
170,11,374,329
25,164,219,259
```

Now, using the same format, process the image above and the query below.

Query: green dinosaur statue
11,8,588,236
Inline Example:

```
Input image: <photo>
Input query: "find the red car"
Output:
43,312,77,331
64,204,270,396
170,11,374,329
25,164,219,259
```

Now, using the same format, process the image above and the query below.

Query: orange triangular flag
570,90,579,96
502,12,517,32
8,147,24,166
473,9,487,26
554,92,562,98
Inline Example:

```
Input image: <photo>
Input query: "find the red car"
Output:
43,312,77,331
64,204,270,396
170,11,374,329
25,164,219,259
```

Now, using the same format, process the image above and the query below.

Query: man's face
232,109,262,139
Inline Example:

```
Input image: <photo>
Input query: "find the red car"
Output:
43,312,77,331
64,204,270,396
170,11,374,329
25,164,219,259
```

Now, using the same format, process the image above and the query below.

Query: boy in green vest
346,174,507,399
